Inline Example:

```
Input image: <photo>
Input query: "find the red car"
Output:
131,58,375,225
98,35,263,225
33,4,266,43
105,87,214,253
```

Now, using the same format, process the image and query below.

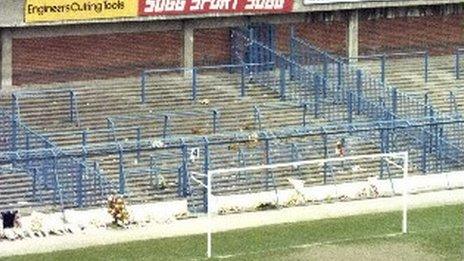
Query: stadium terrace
0,0,463,259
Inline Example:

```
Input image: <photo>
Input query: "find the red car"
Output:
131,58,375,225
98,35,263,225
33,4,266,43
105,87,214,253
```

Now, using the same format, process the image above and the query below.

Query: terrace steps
0,67,427,210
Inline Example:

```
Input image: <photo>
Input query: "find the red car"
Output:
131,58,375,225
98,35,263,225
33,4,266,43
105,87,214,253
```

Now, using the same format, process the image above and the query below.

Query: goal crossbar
208,152,409,175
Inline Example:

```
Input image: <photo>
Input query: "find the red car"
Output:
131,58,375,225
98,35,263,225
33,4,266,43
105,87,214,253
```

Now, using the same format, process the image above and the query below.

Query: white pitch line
213,226,463,260
214,233,404,259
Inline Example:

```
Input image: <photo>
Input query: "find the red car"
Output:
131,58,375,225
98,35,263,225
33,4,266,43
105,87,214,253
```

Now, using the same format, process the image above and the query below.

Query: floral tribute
107,194,130,226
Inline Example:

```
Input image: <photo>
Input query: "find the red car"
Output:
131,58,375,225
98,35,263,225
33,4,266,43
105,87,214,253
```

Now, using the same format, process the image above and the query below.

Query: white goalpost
190,151,409,258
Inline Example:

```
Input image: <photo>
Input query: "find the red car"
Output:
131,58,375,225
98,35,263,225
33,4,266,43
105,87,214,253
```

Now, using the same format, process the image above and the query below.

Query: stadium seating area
358,55,464,116
0,26,463,213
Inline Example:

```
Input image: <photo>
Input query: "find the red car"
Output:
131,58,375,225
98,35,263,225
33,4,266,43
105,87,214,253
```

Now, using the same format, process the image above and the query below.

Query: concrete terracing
0,69,402,209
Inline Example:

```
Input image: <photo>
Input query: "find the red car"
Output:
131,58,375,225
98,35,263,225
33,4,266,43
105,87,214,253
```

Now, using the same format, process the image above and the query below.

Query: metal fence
1,25,464,213
0,106,111,210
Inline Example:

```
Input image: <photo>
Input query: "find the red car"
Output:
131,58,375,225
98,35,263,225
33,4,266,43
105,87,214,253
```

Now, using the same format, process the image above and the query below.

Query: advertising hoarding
25,0,138,23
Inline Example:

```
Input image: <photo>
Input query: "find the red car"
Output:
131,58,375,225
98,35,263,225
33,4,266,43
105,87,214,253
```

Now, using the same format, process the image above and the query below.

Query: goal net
189,151,409,258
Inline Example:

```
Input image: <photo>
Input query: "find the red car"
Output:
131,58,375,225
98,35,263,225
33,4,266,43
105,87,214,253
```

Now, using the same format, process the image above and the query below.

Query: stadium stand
1,2,464,214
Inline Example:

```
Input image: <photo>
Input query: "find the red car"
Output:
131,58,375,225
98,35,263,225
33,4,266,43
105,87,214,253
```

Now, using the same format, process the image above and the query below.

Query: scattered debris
151,139,165,148
255,202,277,211
199,99,210,105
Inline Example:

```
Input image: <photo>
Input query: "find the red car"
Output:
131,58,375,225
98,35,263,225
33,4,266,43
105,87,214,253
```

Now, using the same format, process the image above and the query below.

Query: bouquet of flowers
107,194,130,226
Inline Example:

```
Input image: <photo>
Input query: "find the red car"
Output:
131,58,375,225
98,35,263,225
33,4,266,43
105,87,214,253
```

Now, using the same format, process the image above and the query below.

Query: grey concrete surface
0,29,12,90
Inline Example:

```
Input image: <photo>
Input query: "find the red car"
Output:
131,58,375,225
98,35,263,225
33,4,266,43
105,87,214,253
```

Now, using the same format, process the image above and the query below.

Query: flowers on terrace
107,194,130,226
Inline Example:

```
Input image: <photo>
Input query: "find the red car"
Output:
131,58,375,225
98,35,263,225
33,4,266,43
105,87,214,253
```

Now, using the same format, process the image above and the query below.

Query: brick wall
276,20,347,56
359,14,464,55
194,28,231,66
10,13,464,85
275,13,464,57
13,31,182,85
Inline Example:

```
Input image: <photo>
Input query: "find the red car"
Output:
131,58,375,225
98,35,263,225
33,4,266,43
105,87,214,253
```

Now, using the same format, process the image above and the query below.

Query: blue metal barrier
141,71,147,103
163,115,170,139
240,64,246,97
13,89,80,125
455,48,464,80
253,105,262,131
279,59,286,100
263,133,272,190
107,109,220,140
2,26,464,213
70,91,76,123
2,106,464,212
212,110,219,134
136,127,141,161
381,54,386,86
342,51,429,85
230,25,464,172
302,103,308,127
118,143,125,194
192,68,197,100
424,51,429,83
356,69,363,115
180,139,189,197
141,63,270,104
322,130,328,184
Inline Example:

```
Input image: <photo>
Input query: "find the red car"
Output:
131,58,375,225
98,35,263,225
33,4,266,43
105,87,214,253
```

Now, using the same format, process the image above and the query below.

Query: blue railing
140,63,271,104
455,48,464,80
229,26,464,171
287,32,464,170
108,109,219,139
341,51,429,84
3,105,462,212
13,89,80,127
0,106,111,209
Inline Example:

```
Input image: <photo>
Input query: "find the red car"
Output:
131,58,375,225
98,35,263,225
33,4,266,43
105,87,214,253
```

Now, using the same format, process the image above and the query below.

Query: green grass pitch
2,204,463,260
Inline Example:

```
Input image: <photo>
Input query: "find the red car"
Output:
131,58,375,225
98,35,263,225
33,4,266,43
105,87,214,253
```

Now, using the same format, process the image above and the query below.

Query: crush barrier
140,63,272,104
0,106,111,210
76,117,464,212
284,28,464,170
225,26,464,179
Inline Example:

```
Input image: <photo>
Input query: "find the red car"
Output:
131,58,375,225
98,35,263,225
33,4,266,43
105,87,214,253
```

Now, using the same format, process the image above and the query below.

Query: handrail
109,109,213,121
455,48,464,80
12,89,80,125
1,116,460,160
342,51,428,60
292,35,431,114
254,31,463,166
143,63,272,74
44,126,139,137
13,88,75,98
0,106,111,207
